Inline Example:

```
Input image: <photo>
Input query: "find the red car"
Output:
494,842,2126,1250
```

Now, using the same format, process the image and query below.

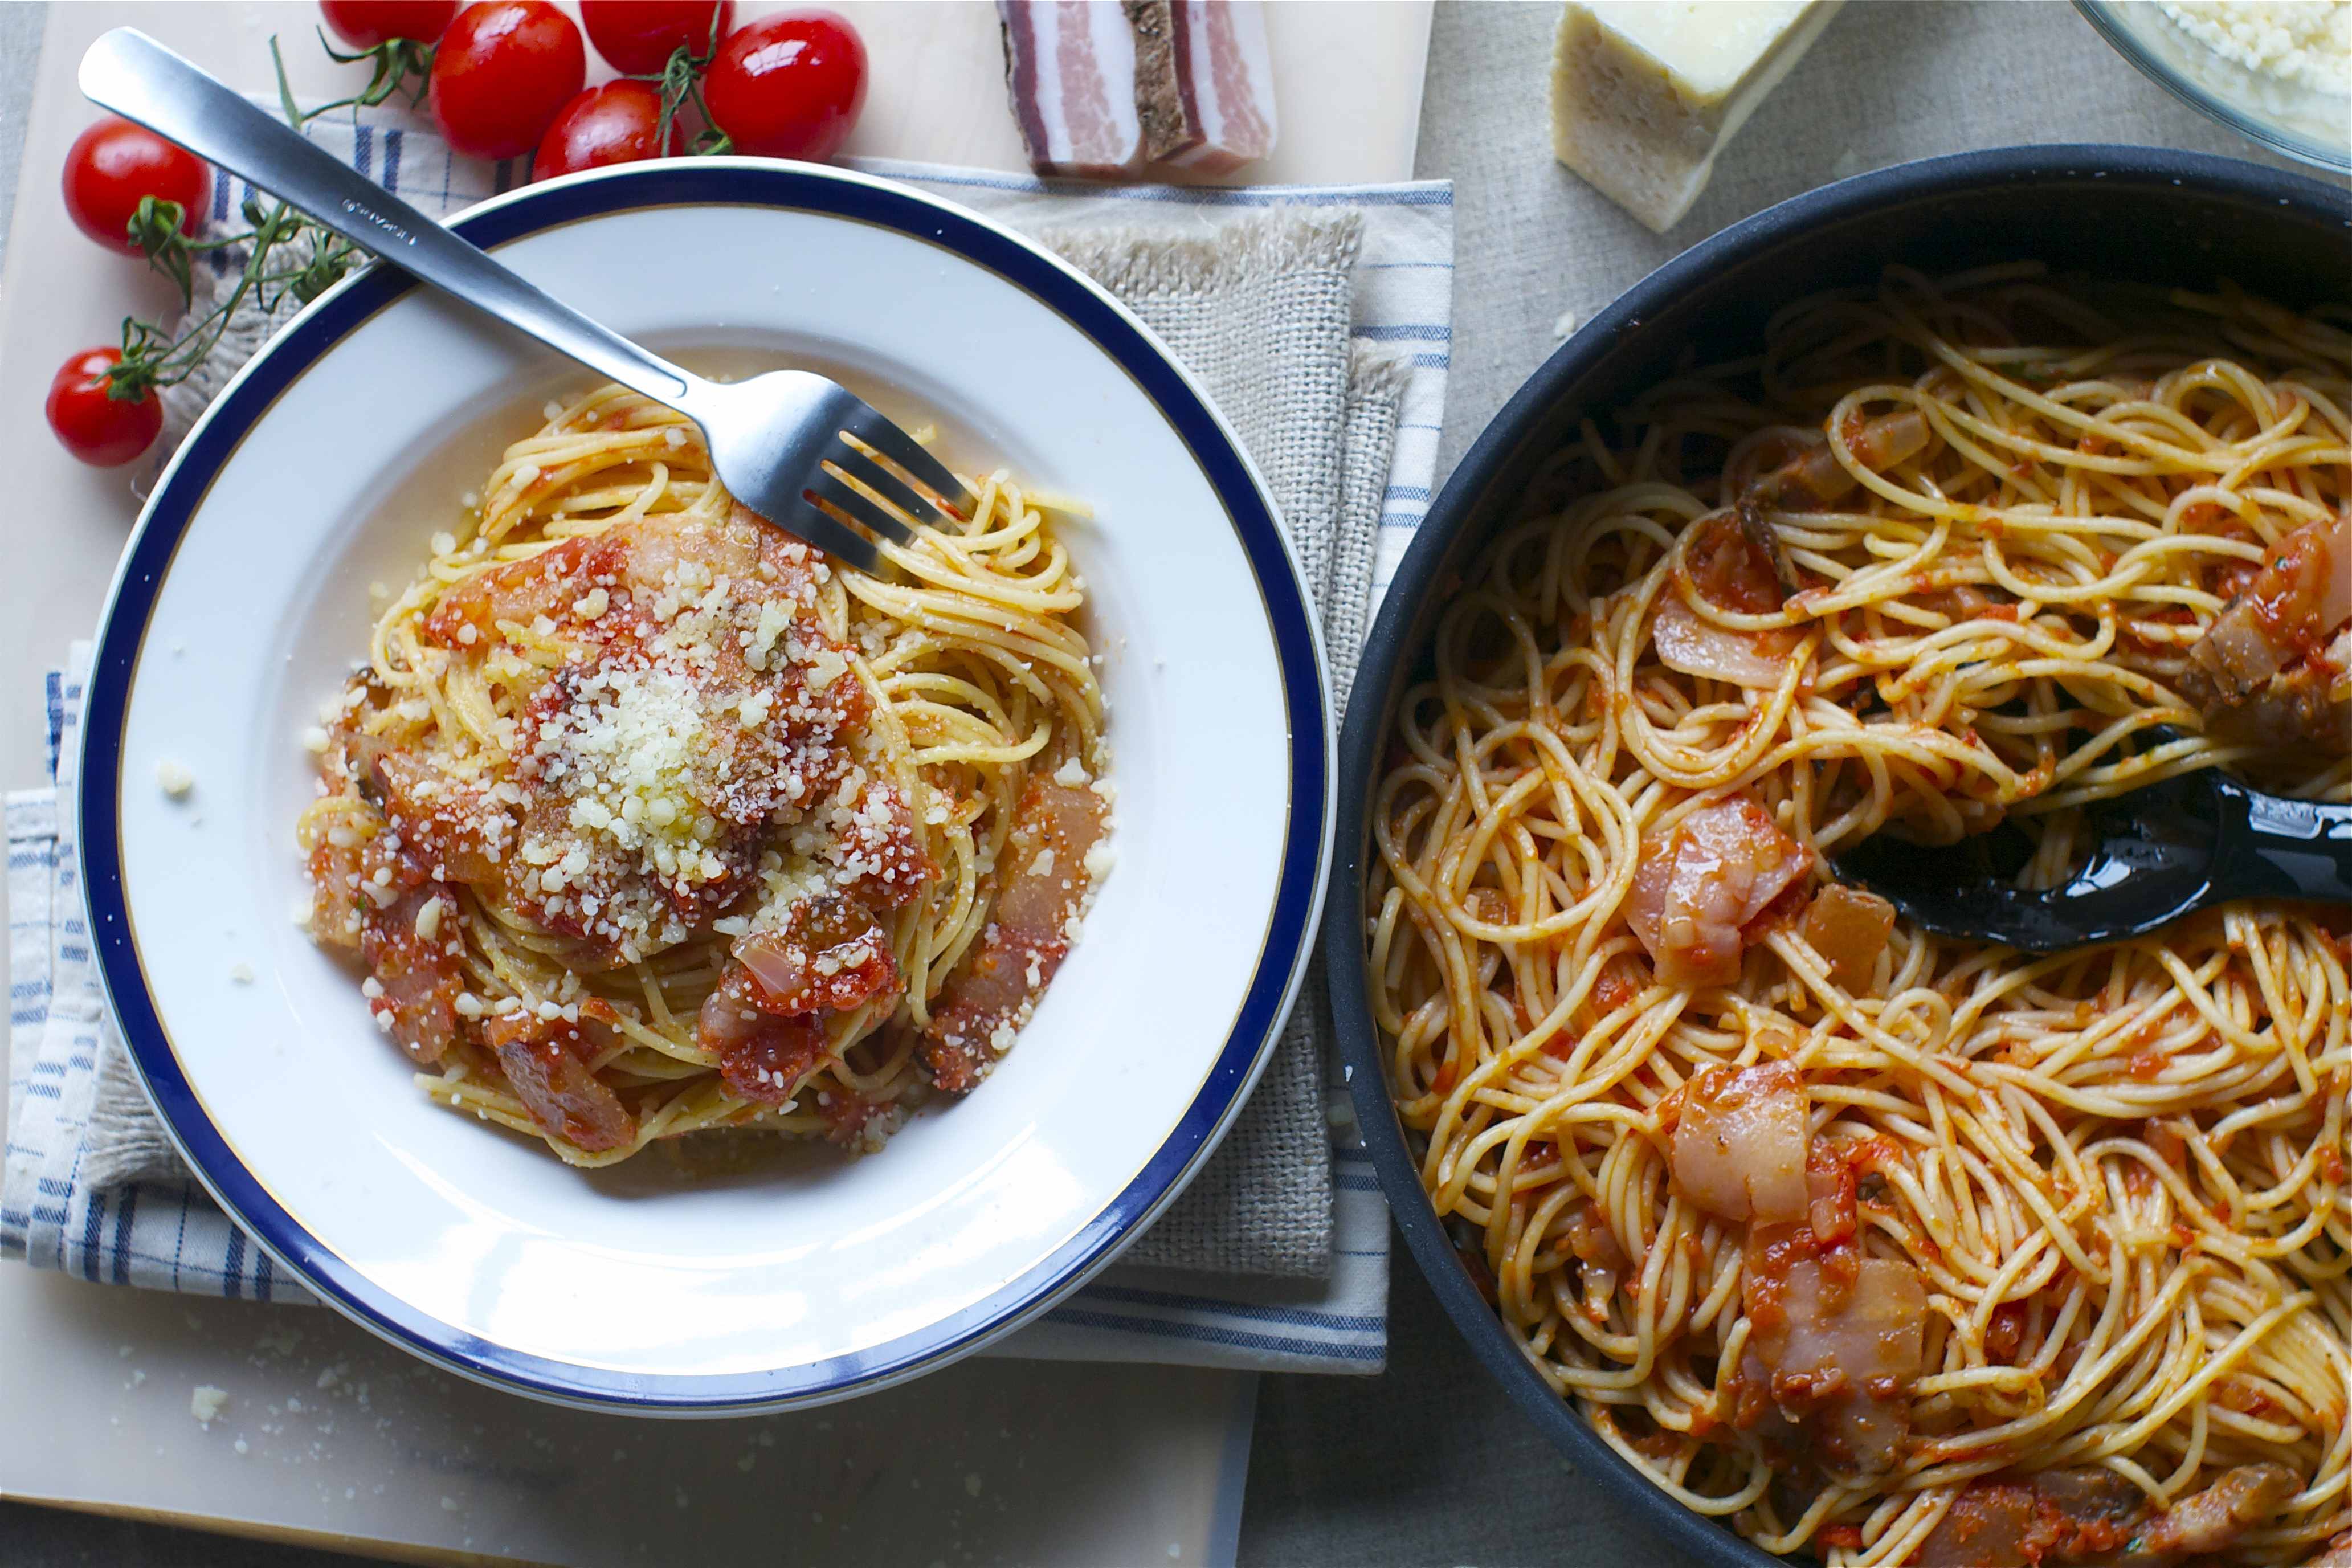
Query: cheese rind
1550,1,1844,233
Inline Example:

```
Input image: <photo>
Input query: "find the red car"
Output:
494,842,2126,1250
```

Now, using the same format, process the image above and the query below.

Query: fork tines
796,405,969,571
841,405,967,513
821,446,929,541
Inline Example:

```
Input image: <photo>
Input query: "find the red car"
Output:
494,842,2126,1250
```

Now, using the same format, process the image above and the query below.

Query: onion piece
1745,410,1936,510
1802,884,1896,988
1853,407,1931,470
1652,596,1799,688
730,894,896,1017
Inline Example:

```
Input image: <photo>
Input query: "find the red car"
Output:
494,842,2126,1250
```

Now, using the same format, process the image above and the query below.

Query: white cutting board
844,0,1433,183
0,2,1431,1564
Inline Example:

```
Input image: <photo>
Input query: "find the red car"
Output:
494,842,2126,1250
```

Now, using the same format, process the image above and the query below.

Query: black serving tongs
1833,769,2352,953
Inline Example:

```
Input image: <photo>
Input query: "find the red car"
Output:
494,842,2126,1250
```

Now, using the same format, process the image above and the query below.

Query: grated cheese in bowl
2157,0,2351,93
2082,0,2352,171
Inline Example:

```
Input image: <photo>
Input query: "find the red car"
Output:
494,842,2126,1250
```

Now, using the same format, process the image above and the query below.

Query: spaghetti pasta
299,383,1112,1166
1368,266,2351,1564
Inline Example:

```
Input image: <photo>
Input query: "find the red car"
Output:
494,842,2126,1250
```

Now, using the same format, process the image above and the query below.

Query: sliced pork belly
921,776,1107,1092
1162,0,1277,174
998,0,1145,178
1738,1246,1927,1482
1671,1062,1809,1224
1626,794,1812,987
2183,511,2352,756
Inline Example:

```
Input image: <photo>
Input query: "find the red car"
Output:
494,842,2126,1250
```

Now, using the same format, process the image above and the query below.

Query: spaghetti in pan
299,385,1114,1165
1367,265,2351,1564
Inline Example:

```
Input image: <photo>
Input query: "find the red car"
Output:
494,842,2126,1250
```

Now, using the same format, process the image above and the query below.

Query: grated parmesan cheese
2158,1,2351,92
1084,839,1116,880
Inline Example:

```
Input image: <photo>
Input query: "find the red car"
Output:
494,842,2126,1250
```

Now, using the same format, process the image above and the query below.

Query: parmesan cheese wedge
1550,1,1844,233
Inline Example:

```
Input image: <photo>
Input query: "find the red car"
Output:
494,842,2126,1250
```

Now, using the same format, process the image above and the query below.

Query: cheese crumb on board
190,1385,228,1424
1550,1,1844,232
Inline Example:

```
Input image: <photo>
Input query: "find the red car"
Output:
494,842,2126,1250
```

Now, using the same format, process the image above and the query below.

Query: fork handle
2210,775,2352,908
80,28,699,411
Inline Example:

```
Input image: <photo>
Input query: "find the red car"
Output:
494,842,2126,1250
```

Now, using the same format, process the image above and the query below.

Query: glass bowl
2074,1,2352,173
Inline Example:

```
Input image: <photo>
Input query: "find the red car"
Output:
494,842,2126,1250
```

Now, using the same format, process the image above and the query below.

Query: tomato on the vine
63,117,209,256
534,81,681,179
703,10,867,162
46,349,162,468
580,0,732,75
428,0,587,161
319,0,458,48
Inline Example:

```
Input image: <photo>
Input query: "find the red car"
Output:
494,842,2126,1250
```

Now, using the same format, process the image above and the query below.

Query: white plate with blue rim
80,158,1331,1412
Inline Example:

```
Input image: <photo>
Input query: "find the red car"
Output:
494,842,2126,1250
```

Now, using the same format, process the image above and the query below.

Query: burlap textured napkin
70,201,1402,1283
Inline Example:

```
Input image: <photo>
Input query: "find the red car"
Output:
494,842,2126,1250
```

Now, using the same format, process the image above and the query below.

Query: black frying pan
1321,144,2352,1568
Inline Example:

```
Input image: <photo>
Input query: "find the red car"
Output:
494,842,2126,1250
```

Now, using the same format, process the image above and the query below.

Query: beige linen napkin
1043,212,1403,1275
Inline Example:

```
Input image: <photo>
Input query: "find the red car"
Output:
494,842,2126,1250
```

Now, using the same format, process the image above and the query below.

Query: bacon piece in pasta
1626,796,1811,987
922,775,1106,1092
485,1003,636,1154
1670,1063,1810,1224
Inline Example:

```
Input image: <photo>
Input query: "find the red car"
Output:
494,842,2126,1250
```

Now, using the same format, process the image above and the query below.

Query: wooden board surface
0,2,1431,1563
842,0,1434,185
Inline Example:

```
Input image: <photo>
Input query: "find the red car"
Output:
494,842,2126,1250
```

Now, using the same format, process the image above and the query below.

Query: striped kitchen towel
3,118,1449,1375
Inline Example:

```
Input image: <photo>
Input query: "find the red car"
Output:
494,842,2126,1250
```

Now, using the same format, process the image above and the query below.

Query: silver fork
77,27,961,575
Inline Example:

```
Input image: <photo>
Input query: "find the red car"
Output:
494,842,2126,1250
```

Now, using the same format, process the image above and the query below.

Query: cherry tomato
428,1,587,161
62,117,209,256
46,349,162,469
319,0,458,48
534,81,681,179
703,10,867,162
580,0,732,75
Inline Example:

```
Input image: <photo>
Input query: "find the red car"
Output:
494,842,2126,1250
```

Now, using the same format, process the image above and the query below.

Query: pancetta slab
1162,0,1277,174
998,0,1146,178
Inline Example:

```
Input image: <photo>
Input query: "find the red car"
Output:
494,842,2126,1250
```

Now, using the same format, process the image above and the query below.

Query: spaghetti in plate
1367,266,2351,1564
299,384,1112,1166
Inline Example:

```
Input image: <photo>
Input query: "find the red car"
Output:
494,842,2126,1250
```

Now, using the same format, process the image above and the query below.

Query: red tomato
580,0,732,74
46,349,162,469
428,1,587,161
534,81,681,179
62,117,209,256
703,10,867,162
318,0,458,48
